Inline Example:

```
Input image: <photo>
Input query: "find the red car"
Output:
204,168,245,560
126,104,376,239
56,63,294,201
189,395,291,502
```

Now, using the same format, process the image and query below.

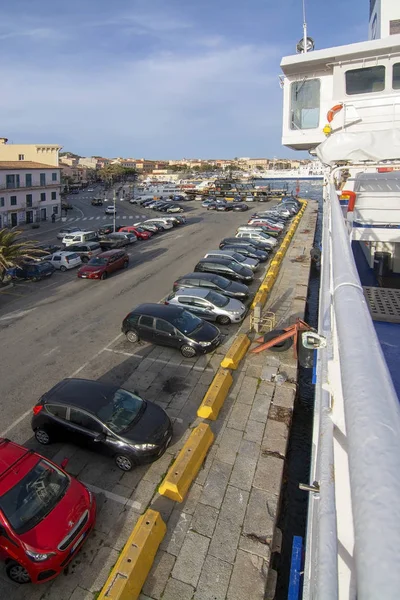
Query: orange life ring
327,104,343,123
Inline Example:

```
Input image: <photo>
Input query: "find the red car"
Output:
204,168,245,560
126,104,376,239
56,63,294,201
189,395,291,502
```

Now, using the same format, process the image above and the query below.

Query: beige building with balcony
0,137,61,167
0,162,61,228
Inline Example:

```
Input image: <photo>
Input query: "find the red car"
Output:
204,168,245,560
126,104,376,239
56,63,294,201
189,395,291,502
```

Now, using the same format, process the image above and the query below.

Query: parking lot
0,202,278,599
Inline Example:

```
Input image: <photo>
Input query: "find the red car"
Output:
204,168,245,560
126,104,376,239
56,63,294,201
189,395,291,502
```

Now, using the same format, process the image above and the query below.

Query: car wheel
115,454,134,471
217,315,231,325
126,330,139,343
35,428,51,445
123,261,129,269
60,265,67,272
6,562,31,585
100,272,108,280
180,344,197,358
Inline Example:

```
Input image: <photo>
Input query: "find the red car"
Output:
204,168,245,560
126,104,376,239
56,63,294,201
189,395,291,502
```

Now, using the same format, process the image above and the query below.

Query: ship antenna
302,0,308,53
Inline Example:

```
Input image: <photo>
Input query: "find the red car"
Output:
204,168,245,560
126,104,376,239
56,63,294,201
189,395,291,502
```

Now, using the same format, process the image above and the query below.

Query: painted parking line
83,482,143,511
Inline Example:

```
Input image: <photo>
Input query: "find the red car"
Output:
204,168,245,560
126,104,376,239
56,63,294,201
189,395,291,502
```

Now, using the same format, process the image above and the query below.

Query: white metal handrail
304,178,400,599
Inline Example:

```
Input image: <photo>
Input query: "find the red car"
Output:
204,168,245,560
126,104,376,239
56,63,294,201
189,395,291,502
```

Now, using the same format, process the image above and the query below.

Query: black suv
219,243,268,262
194,258,254,283
122,303,222,358
173,273,249,299
98,223,121,235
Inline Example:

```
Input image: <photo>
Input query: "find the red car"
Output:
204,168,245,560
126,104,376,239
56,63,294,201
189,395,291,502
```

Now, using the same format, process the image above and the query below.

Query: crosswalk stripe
96,216,100,219
88,217,94,220
82,217,87,221
123,216,127,219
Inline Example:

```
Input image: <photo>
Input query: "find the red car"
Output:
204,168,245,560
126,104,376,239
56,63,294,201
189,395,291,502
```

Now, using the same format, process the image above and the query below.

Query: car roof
42,378,118,412
197,258,233,266
174,288,209,299
130,303,184,318
99,249,125,257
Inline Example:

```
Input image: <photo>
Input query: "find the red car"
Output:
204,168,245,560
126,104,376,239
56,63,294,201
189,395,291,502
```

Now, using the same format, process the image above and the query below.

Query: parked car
236,227,278,246
97,223,120,235
172,215,186,225
219,244,268,262
232,203,249,212
77,250,129,280
207,202,217,210
48,252,82,271
235,230,277,248
63,242,103,262
204,250,259,271
105,205,116,215
219,237,271,253
57,226,83,240
166,288,246,325
0,437,96,584
106,232,137,245
62,231,98,246
141,219,173,231
5,261,55,282
216,203,233,212
247,218,284,231
31,243,61,262
194,258,254,283
87,187,95,192
91,198,103,206
98,235,126,250
31,379,172,471
122,303,222,358
164,205,184,213
173,272,249,299
202,199,215,208
134,222,160,234
118,225,152,240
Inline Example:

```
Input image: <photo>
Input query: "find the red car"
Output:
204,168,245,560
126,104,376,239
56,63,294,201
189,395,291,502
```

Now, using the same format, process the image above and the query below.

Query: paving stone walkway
139,200,318,600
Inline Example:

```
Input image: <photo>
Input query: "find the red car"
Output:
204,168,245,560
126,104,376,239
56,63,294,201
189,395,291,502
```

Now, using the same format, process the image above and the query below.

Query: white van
62,231,98,246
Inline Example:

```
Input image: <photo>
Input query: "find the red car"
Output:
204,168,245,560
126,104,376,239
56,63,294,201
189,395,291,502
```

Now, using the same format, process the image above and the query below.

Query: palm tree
0,228,45,281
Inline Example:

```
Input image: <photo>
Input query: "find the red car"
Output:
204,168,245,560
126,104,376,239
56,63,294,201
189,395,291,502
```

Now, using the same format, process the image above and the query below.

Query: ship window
393,63,400,90
345,65,385,95
290,79,320,130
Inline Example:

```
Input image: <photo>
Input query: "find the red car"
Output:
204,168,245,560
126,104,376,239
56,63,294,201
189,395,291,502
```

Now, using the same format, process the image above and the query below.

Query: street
0,193,266,599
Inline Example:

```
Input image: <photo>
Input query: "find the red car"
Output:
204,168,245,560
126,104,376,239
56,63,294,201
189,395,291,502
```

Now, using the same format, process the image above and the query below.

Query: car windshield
135,227,144,232
212,276,229,289
0,460,69,535
96,389,144,434
170,310,202,335
87,257,108,266
206,291,229,307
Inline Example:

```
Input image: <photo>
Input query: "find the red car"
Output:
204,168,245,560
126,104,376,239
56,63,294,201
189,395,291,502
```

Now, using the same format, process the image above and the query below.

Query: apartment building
60,163,89,186
0,137,61,166
0,162,61,228
78,157,98,169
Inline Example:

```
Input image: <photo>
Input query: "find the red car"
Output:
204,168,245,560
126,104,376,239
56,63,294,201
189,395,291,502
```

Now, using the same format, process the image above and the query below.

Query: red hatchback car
118,225,152,240
77,249,129,280
0,438,96,584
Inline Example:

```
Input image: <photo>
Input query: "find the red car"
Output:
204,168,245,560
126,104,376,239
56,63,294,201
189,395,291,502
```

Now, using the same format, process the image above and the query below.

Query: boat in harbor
253,161,324,180
279,0,400,598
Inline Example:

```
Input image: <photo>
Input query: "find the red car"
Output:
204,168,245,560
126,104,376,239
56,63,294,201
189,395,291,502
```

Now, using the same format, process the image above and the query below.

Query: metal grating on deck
363,287,400,323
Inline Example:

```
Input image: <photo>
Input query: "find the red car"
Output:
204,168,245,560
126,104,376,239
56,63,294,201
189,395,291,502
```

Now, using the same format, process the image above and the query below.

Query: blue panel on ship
288,535,303,600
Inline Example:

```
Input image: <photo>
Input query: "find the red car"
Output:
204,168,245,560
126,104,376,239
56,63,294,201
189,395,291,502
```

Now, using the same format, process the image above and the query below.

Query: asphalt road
1,204,251,441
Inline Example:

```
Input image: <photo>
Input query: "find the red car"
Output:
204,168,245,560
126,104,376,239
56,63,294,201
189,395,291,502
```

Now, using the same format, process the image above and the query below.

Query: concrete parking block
200,460,232,509
215,428,243,465
191,502,219,538
227,549,268,600
243,419,265,444
172,531,210,587
253,455,284,496
142,551,176,600
162,578,195,600
193,556,233,600
160,508,193,556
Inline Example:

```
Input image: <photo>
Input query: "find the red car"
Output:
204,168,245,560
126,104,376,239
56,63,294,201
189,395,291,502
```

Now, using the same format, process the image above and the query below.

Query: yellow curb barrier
98,509,166,600
260,275,276,291
220,333,251,370
197,368,233,420
159,423,214,502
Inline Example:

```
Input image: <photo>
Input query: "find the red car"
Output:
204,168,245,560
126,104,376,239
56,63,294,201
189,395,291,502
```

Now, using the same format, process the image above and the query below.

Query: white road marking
0,409,32,437
70,333,124,376
82,217,88,221
104,348,135,357
84,482,142,511
43,346,60,357
89,216,94,220
96,216,100,219
0,308,37,322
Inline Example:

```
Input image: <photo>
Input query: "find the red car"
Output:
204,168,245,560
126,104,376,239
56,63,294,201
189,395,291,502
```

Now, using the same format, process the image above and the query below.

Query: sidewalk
139,199,318,600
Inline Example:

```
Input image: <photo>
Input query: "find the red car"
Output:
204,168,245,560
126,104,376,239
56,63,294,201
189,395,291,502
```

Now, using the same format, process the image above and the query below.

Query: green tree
0,229,45,280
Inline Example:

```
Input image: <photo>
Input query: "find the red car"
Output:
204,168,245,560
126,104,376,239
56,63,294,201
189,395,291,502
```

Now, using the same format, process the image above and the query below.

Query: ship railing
303,175,400,599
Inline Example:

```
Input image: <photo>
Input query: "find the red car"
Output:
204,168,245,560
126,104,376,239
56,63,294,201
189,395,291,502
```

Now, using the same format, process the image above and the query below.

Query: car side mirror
60,458,69,470
94,433,106,442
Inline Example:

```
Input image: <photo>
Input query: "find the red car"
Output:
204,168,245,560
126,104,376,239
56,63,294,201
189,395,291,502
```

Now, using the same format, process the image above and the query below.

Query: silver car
166,288,247,325
203,250,259,271
56,226,83,240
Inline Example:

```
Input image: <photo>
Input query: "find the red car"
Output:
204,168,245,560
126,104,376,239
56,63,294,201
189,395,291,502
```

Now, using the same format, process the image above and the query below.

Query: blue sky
0,0,368,159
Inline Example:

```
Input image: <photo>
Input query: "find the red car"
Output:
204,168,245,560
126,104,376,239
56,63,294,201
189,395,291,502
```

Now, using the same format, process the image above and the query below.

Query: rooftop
0,161,61,170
